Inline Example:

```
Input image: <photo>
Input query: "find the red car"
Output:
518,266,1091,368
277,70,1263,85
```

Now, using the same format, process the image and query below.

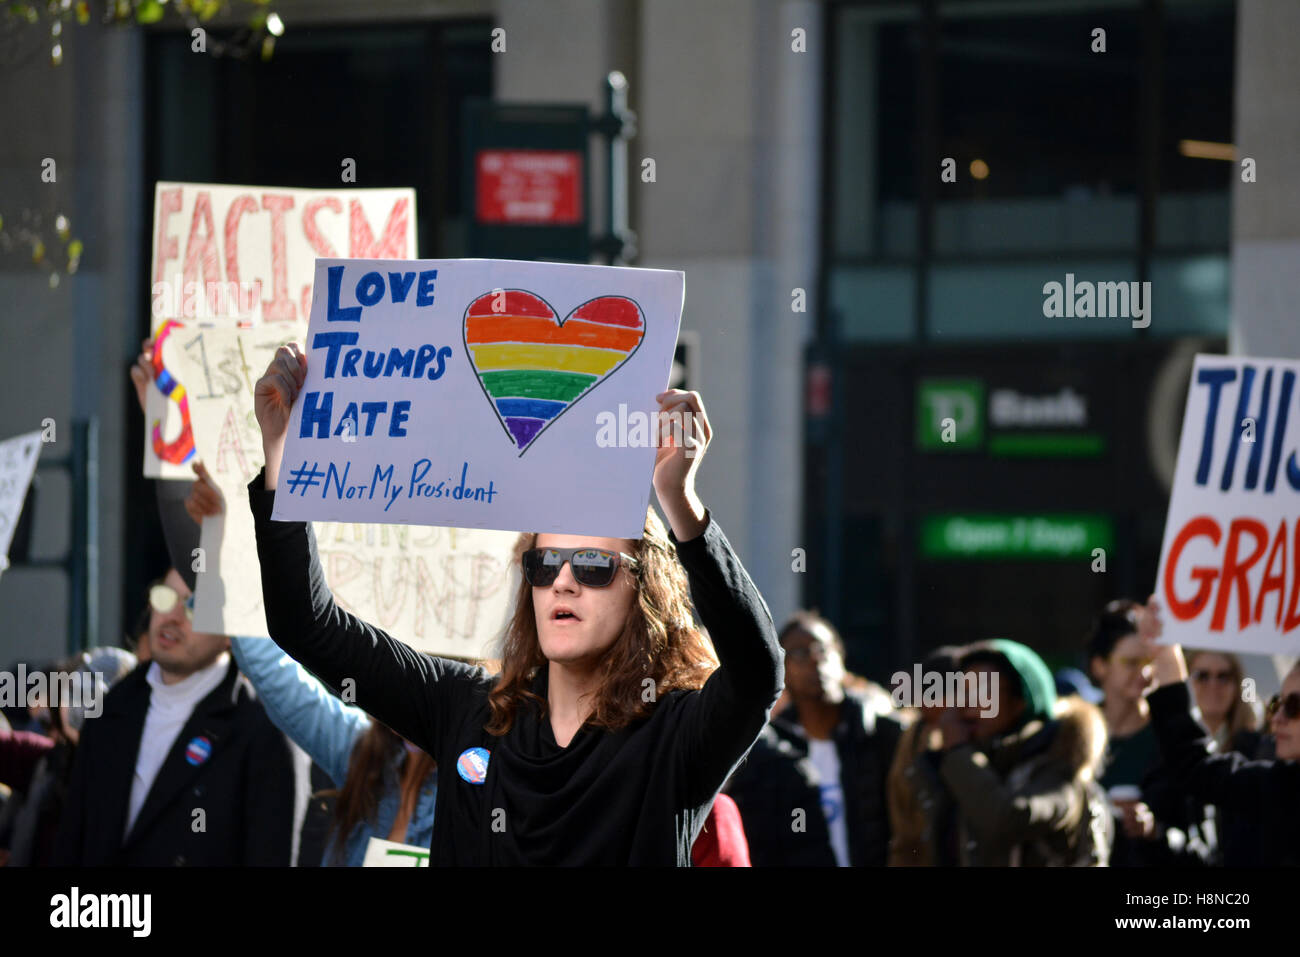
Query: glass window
927,260,1140,341
831,265,915,341
934,1,1143,257
1156,0,1235,250
830,5,920,261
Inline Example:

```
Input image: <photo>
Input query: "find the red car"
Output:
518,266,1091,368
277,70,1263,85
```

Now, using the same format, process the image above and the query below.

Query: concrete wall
1229,0,1299,689
0,22,143,667
634,0,818,622
1229,0,1300,361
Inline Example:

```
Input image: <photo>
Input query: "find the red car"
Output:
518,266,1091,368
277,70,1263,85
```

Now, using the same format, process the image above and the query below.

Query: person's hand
652,389,711,540
937,709,973,749
1118,800,1157,840
129,337,155,415
1135,595,1163,642
254,344,307,488
1137,595,1187,688
184,461,225,525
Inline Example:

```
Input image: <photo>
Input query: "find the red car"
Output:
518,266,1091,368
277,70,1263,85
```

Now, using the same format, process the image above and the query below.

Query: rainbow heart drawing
463,290,645,455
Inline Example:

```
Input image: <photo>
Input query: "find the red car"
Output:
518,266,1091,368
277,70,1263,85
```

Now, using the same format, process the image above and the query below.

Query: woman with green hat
909,639,1112,866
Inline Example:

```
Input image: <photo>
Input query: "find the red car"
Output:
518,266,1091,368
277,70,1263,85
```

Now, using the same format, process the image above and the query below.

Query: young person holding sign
1141,599,1300,866
248,344,782,865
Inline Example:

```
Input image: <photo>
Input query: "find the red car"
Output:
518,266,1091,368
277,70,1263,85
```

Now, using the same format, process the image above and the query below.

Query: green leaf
136,0,165,24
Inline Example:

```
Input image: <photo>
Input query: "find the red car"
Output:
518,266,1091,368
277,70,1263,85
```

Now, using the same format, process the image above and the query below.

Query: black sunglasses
521,546,637,588
1266,691,1300,723
1191,669,1235,685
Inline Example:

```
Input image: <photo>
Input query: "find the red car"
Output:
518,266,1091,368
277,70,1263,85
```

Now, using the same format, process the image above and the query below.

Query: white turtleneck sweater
124,652,231,839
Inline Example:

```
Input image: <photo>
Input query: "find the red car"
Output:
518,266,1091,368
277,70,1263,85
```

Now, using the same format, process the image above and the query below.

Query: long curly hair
485,507,718,735
326,722,435,863
1185,648,1258,738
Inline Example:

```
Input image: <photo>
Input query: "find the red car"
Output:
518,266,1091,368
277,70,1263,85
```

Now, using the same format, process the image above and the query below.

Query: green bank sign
916,379,1104,457
920,514,1114,560
916,379,984,450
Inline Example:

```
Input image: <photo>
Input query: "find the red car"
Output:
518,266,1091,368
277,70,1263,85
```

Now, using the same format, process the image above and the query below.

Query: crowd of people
0,341,1297,866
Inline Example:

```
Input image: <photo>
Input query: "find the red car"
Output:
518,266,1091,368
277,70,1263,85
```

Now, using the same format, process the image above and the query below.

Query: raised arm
249,345,483,759
1140,602,1277,812
653,390,783,802
672,514,783,801
230,634,370,787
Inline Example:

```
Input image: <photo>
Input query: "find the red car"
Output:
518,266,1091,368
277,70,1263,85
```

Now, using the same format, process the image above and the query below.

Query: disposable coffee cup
1108,784,1141,816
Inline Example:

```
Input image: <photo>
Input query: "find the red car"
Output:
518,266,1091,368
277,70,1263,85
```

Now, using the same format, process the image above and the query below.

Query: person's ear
1088,655,1105,685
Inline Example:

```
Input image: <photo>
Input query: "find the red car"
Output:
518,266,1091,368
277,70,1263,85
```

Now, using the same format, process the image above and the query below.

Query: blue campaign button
456,747,490,785
184,736,212,766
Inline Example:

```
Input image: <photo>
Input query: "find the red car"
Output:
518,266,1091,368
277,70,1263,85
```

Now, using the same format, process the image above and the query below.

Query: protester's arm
249,470,479,758
187,466,371,782
1145,682,1265,808
1139,609,1258,807
248,345,481,759
654,390,783,803
0,730,55,793
938,745,1083,847
241,716,301,866
672,516,783,802
229,635,369,787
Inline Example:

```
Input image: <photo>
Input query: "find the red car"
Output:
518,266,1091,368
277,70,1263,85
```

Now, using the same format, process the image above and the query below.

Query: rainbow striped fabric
463,290,645,454
150,319,197,465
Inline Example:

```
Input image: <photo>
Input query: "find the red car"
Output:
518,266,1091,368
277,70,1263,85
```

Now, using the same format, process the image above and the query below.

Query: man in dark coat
54,569,302,866
726,612,902,866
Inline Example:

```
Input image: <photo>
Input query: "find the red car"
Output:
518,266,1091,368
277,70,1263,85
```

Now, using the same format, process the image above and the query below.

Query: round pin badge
456,747,490,785
185,736,212,766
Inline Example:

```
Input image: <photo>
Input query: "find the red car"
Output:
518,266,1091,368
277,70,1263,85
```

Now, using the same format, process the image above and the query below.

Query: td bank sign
917,379,1103,457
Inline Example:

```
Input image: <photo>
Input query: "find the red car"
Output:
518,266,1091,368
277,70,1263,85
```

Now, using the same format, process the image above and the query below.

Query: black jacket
54,658,300,866
1148,682,1300,867
726,692,902,866
249,471,783,866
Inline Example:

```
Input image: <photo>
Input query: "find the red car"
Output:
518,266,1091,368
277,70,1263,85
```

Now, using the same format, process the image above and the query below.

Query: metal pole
69,417,98,655
601,70,637,265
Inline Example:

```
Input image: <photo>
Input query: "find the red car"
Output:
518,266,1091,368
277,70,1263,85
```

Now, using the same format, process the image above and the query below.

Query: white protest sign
144,182,416,478
362,837,429,867
0,431,42,579
169,323,520,656
1155,354,1300,655
272,258,684,539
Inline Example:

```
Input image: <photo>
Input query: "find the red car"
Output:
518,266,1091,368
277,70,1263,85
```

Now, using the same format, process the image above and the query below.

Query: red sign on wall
475,149,583,225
